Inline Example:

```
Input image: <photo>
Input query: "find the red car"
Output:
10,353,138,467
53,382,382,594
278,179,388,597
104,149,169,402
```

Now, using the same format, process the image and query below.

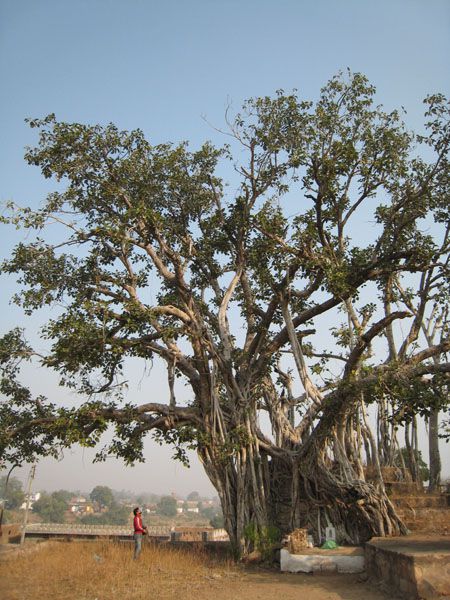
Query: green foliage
187,491,200,501
198,503,224,528
90,485,114,508
156,495,177,517
0,476,24,509
0,71,448,480
52,489,73,502
243,523,281,560
209,513,224,529
135,492,160,505
365,369,449,425
33,491,68,522
80,502,129,525
395,447,430,482
215,426,253,464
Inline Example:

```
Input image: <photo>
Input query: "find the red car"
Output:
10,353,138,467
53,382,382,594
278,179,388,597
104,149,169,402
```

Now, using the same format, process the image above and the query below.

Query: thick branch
344,311,410,377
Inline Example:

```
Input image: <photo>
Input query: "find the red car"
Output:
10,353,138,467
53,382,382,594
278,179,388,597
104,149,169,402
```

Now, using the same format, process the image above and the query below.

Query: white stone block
325,526,336,541
280,548,365,574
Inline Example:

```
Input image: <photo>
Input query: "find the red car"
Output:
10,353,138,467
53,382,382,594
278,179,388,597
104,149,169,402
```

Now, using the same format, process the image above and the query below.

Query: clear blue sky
1,0,449,494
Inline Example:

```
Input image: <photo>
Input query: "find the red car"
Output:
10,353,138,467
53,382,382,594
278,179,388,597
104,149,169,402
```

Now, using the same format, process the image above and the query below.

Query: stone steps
385,481,423,495
391,493,449,510
387,491,450,535
396,507,450,535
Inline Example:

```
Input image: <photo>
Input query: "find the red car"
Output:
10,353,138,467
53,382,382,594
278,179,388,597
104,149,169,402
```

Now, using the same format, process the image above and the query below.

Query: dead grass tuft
0,540,235,600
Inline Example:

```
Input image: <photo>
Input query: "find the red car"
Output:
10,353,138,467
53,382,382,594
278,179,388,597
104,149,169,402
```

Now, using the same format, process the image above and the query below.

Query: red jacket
133,514,146,534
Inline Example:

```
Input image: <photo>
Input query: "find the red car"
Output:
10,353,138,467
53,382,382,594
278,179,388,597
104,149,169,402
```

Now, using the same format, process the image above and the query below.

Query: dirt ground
170,570,396,600
0,540,396,600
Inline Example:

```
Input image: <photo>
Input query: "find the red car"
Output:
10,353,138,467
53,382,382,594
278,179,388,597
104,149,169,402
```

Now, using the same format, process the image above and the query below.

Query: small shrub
243,523,281,560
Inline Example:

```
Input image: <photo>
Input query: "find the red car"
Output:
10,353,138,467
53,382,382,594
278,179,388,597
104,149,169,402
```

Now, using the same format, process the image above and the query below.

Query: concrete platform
365,535,450,600
280,546,365,574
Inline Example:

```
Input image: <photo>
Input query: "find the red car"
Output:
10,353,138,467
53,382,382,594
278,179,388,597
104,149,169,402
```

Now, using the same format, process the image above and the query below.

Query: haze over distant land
12,445,216,497
1,0,449,493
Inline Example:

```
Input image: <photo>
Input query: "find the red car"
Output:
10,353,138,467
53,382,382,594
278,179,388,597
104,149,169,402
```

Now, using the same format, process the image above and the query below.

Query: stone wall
0,523,21,544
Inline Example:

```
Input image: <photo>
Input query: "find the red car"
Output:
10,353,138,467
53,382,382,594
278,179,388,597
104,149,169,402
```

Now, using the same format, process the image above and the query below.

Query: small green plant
243,523,281,560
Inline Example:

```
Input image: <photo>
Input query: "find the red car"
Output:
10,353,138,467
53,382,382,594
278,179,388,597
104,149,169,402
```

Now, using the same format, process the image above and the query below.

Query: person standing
133,507,147,559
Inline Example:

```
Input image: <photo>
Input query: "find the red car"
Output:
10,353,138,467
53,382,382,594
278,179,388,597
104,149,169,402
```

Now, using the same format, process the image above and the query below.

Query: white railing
25,523,229,541
25,523,171,536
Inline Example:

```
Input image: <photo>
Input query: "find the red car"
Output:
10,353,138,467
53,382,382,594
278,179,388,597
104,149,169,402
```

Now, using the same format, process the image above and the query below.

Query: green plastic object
321,539,338,549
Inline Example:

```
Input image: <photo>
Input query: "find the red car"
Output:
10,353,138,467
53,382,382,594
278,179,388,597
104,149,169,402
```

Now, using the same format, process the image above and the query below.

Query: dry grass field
0,540,394,600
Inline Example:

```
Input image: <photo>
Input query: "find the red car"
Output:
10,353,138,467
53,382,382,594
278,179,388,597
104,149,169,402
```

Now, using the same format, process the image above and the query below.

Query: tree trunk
405,421,419,482
428,408,441,492
199,436,407,555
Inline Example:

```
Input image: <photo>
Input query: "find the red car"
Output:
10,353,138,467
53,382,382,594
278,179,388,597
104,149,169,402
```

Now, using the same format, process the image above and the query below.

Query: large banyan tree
1,73,449,553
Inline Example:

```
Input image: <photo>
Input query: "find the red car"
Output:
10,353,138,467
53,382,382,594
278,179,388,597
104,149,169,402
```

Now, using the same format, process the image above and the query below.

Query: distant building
144,503,157,514
185,501,199,514
68,496,94,514
20,492,41,510
70,495,87,504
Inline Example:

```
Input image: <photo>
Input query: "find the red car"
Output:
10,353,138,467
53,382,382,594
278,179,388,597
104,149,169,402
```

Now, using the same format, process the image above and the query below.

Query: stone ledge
365,535,450,600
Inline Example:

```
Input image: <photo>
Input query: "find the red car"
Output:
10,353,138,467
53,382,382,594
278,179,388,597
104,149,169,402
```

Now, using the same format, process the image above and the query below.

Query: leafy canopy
0,72,449,468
